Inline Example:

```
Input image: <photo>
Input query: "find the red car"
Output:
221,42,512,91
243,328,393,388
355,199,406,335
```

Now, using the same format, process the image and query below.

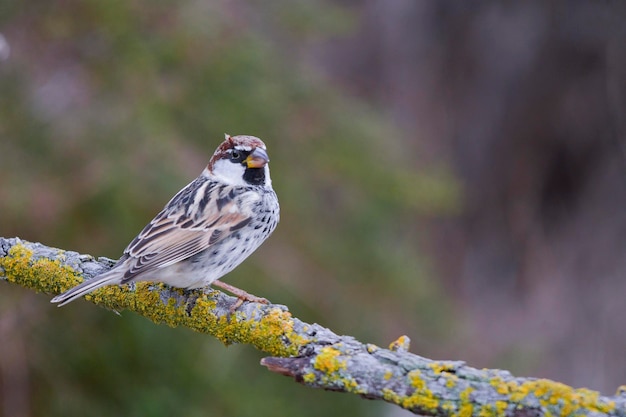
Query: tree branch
1,237,625,416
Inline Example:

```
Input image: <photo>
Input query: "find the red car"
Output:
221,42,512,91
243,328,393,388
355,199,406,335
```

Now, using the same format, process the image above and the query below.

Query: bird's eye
231,151,241,160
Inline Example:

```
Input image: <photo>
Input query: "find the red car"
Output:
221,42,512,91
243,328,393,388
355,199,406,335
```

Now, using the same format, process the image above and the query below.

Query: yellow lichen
384,370,393,381
388,335,410,351
382,388,401,404
381,387,437,413
185,300,308,357
408,370,426,390
458,387,474,417
441,401,455,413
445,375,457,389
395,370,439,412
504,379,615,415
495,401,507,415
459,403,474,417
313,346,346,374
428,362,458,390
302,372,316,384
305,346,363,392
0,244,82,294
478,401,509,417
490,376,519,396
460,386,474,401
1,242,310,358
429,361,457,375
366,343,379,353
478,404,494,417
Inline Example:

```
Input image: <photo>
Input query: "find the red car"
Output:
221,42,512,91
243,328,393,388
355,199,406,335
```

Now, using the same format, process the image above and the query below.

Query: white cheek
211,159,248,186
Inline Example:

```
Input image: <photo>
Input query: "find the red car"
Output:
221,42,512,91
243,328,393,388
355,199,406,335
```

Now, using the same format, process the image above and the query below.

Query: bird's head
206,134,272,187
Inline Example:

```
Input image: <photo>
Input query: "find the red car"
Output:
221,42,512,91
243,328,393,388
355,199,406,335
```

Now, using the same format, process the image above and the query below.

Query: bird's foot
211,279,269,312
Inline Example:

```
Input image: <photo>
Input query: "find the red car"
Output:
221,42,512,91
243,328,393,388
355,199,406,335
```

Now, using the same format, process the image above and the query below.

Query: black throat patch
243,167,266,186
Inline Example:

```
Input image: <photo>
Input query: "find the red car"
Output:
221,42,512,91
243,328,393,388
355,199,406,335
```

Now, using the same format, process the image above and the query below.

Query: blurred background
2,1,626,416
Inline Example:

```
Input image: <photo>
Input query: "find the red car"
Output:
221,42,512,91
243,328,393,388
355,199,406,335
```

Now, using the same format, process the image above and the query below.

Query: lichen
366,343,379,354
196,305,309,357
0,244,83,294
490,376,615,416
304,346,363,392
395,370,440,412
314,346,346,374
458,402,474,417
377,363,616,416
523,380,612,414
477,401,509,417
429,361,458,375
444,374,457,389
495,400,507,415
388,335,410,352
458,386,474,417
302,372,316,384
5,240,620,417
1,242,309,358
490,376,512,396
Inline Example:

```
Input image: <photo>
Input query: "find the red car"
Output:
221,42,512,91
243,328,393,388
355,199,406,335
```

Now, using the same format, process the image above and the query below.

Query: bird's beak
245,148,269,168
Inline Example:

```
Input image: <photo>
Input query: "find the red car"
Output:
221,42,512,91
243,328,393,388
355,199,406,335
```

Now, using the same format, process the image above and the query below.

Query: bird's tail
50,270,124,307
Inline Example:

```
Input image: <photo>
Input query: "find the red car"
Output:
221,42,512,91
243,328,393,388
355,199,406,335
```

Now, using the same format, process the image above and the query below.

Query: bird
51,134,279,307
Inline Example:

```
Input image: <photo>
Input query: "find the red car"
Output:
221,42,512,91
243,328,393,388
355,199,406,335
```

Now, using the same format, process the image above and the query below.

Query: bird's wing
119,180,251,282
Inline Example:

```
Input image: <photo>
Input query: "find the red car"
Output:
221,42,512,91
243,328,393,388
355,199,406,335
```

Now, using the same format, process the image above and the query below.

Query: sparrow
51,134,279,307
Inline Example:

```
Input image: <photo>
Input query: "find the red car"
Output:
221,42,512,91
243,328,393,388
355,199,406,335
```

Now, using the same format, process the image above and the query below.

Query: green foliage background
0,1,459,416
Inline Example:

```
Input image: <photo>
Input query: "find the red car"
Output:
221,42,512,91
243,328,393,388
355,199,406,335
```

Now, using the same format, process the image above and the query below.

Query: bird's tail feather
50,270,123,307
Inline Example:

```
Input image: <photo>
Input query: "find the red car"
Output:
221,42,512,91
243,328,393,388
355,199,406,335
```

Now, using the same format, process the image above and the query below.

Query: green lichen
6,241,619,416
195,304,309,357
0,243,81,293
111,286,310,357
0,244,83,294
1,242,309,358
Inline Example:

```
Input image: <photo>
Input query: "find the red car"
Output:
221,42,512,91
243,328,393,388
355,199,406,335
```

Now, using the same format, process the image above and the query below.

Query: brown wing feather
120,181,249,282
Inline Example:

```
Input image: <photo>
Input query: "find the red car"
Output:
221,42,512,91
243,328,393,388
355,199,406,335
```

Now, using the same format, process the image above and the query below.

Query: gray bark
1,237,625,417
